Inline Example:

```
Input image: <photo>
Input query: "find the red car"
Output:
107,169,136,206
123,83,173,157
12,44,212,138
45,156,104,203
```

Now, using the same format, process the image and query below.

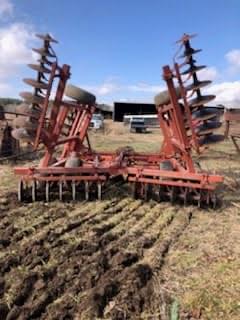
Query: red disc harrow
13,33,223,207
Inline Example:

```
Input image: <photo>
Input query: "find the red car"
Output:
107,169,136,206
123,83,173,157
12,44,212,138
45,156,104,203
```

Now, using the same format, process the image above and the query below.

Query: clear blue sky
1,0,240,105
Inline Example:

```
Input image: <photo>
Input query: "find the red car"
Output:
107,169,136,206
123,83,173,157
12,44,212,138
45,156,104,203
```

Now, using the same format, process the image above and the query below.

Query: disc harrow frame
13,33,223,207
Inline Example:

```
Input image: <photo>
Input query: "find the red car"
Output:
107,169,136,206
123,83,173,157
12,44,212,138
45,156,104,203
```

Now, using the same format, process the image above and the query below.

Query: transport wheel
18,180,24,202
154,87,181,106
64,84,96,105
31,181,37,202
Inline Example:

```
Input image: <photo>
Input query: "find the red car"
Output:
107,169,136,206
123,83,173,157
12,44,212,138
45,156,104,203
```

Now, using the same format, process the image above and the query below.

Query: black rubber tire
154,87,181,106
65,84,96,105
154,90,170,106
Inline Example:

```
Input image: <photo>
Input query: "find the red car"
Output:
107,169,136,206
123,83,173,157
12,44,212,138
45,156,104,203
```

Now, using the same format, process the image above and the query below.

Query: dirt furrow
0,194,193,320
68,208,178,319
1,202,150,319
40,200,143,269
0,205,72,252
101,210,193,320
57,199,142,242
0,200,143,319
0,197,130,249
0,201,115,274
40,205,177,319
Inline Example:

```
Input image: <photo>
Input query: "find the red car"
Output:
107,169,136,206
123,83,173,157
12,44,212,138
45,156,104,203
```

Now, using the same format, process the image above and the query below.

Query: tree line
0,98,22,106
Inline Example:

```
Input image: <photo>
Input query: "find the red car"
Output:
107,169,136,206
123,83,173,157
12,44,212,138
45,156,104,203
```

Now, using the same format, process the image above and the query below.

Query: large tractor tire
154,87,181,106
65,84,96,105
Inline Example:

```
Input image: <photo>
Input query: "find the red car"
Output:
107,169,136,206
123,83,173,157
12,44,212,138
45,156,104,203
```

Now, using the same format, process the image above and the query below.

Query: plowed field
0,189,194,319
0,127,239,319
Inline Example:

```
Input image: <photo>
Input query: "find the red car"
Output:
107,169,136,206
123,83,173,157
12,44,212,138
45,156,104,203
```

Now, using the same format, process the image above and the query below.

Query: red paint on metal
14,45,223,204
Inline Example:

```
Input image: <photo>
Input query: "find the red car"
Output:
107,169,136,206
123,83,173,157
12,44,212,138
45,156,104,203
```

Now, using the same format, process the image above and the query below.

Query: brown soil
0,125,239,320
0,189,194,320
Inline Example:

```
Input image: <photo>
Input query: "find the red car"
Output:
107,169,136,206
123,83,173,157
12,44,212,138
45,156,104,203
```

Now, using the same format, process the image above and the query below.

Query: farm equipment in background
124,114,159,128
130,117,148,133
224,108,240,153
90,113,104,130
13,33,223,207
0,105,21,158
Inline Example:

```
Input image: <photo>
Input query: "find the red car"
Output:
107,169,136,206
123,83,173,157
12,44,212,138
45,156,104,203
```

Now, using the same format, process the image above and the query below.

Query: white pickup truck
90,113,104,130
130,117,148,133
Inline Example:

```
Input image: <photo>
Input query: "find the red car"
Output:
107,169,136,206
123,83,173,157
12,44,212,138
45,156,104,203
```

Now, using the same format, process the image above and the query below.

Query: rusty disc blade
181,65,206,75
39,72,48,82
15,103,30,114
189,95,216,108
179,48,202,59
199,134,225,146
185,57,197,64
192,107,222,121
12,116,29,128
185,80,212,92
16,104,41,118
176,33,197,44
23,79,49,90
36,33,58,43
11,128,34,142
19,91,45,105
37,58,53,66
196,121,222,136
12,117,38,130
28,64,51,74
32,47,56,58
